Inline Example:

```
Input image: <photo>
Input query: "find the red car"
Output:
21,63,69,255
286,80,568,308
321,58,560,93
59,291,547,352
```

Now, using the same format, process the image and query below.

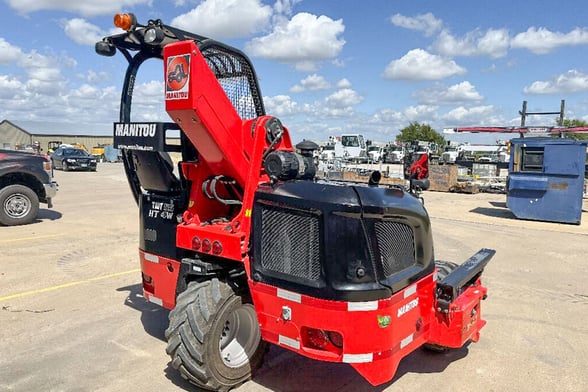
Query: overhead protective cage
199,43,265,120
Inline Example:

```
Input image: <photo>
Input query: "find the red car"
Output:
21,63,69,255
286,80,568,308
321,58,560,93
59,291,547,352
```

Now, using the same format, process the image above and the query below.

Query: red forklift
97,14,495,391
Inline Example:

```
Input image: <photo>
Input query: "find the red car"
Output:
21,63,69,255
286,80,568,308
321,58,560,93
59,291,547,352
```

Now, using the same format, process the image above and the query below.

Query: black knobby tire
424,260,460,353
165,279,268,391
0,184,39,226
434,260,459,281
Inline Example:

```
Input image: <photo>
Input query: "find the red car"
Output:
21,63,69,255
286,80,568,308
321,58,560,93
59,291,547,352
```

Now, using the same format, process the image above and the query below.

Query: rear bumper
249,274,437,386
139,250,180,309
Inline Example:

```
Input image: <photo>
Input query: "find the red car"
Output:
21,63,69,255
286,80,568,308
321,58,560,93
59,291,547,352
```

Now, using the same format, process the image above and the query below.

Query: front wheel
0,184,39,226
165,279,267,391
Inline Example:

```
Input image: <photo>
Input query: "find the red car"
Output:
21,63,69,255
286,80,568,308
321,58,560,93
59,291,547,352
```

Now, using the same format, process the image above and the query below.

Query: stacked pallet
428,165,458,192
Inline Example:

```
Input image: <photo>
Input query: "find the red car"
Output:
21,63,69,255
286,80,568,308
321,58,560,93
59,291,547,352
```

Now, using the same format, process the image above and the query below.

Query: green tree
556,118,588,141
396,121,445,145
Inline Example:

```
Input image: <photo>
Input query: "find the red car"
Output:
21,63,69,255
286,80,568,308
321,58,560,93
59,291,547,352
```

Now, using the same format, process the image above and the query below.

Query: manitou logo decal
115,123,157,137
166,54,190,100
113,122,167,151
397,298,419,318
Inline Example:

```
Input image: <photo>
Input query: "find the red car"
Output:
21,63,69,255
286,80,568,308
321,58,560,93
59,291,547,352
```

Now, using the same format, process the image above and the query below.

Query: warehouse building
0,119,113,153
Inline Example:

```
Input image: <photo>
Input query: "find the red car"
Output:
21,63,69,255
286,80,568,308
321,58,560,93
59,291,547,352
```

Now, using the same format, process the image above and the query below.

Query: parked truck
0,149,58,225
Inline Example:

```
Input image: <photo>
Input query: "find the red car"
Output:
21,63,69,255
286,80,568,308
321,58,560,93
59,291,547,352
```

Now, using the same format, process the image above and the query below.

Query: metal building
0,119,113,153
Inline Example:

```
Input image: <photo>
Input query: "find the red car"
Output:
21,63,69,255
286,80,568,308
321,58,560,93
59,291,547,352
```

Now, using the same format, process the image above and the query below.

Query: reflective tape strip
277,288,301,303
348,301,378,311
278,335,300,350
400,333,414,349
404,284,417,298
148,295,163,306
343,353,373,363
144,253,159,264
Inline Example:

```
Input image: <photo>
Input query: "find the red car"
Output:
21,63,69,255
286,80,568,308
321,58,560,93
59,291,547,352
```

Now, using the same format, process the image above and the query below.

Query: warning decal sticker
166,54,190,100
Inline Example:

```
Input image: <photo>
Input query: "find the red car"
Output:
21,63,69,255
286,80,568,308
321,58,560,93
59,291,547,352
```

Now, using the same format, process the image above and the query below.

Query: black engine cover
251,180,434,302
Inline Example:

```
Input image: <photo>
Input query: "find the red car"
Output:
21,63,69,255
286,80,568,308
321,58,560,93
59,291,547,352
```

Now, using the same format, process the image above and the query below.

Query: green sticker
377,315,391,328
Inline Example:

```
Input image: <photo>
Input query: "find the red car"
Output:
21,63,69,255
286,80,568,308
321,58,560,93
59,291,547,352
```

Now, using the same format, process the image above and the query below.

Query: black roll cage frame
96,17,266,203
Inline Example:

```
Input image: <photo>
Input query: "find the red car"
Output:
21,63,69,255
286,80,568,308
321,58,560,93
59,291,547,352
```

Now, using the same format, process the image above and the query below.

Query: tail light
142,273,154,293
192,237,201,250
212,240,223,255
302,327,343,353
202,239,212,253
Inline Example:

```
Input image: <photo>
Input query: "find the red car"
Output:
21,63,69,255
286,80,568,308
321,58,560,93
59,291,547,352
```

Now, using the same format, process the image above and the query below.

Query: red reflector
212,240,222,255
202,239,212,252
142,273,154,293
192,237,201,250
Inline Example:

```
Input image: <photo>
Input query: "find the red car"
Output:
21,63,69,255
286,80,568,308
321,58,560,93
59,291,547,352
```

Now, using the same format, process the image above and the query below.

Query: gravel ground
1,163,586,392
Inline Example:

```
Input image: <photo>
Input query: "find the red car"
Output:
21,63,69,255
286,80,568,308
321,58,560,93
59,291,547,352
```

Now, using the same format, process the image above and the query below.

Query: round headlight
144,28,164,44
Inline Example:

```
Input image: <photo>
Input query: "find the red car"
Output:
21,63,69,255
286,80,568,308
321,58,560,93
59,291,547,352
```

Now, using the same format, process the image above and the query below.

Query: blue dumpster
507,137,587,224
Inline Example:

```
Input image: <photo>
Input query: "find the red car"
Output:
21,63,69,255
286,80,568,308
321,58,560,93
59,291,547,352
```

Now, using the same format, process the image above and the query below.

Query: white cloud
369,105,439,129
336,78,352,89
63,18,106,46
390,13,442,36
414,81,483,105
523,70,588,94
273,0,302,15
511,27,588,54
0,38,25,64
5,0,151,17
245,12,345,71
370,108,405,124
0,75,23,98
383,49,466,80
442,105,499,124
290,74,330,92
171,0,272,39
325,88,362,108
264,94,300,116
433,29,510,58
0,38,72,95
404,105,439,122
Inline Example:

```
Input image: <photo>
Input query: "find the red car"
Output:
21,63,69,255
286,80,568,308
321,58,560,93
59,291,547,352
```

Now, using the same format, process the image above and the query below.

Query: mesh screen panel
201,46,263,120
374,221,416,277
260,207,321,281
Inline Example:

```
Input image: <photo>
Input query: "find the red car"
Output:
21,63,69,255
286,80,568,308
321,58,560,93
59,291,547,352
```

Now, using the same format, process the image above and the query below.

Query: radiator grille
260,207,321,281
374,221,416,277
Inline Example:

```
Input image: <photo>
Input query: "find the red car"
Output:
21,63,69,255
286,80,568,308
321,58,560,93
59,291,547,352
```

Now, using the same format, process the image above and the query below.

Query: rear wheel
165,278,267,391
0,184,39,226
435,260,458,280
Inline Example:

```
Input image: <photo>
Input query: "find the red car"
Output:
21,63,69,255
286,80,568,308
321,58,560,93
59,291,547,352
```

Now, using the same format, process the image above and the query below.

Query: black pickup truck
0,150,58,226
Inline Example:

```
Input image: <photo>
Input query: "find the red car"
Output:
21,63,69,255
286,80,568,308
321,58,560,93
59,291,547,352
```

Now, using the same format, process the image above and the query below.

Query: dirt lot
1,163,587,392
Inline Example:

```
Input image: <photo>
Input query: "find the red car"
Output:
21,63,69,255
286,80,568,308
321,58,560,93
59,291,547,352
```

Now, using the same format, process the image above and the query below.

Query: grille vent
260,207,321,281
374,221,416,277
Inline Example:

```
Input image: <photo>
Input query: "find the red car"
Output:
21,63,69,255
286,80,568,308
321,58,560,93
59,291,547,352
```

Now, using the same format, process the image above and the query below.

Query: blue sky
1,0,588,145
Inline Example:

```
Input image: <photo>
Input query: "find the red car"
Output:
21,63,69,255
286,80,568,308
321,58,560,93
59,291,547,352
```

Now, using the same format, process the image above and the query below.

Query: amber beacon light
114,13,136,31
